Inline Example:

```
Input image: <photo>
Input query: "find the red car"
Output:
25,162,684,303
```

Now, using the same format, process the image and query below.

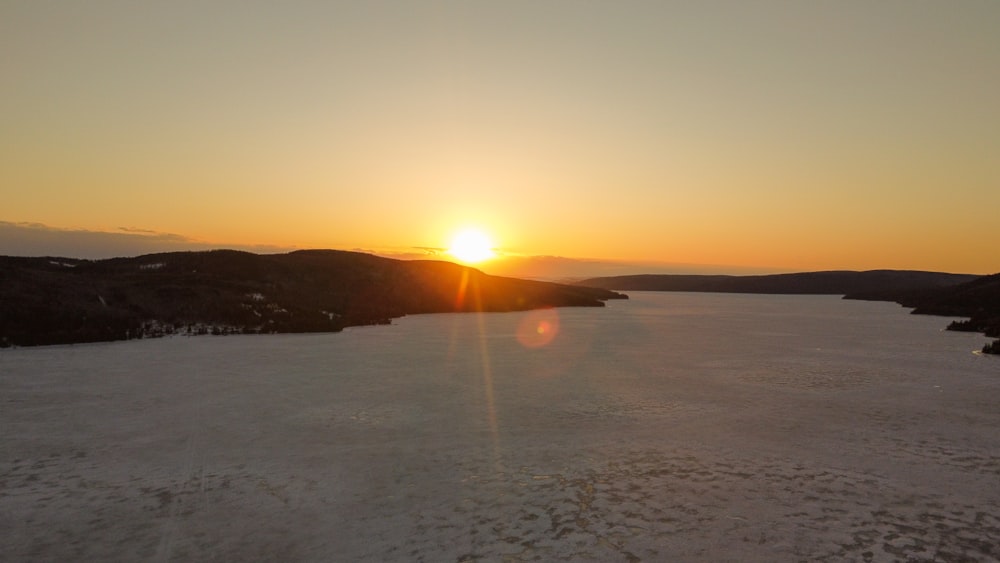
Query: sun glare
448,229,496,263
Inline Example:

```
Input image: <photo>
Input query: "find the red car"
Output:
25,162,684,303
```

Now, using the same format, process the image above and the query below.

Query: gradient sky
3,1,998,275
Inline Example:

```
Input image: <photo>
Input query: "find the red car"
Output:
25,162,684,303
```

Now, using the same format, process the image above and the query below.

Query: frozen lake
2,292,998,561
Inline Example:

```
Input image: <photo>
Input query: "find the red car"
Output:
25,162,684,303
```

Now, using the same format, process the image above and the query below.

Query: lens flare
516,308,560,348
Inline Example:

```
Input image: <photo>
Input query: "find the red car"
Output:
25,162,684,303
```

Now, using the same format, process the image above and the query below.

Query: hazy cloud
478,255,780,282
0,221,297,259
368,247,778,281
0,222,778,278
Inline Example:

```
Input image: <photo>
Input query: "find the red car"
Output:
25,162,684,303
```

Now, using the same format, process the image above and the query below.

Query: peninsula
0,250,625,347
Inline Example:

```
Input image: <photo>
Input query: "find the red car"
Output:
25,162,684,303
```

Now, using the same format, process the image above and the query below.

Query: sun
447,228,496,263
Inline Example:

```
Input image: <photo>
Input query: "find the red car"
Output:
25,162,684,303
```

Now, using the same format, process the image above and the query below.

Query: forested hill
574,270,977,295
845,272,1000,354
575,269,998,354
0,250,626,347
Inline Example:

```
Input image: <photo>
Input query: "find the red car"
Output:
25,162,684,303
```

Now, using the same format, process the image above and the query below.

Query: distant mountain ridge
574,270,978,295
0,249,625,347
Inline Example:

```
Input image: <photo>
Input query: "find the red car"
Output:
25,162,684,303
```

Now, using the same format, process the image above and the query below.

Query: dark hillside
846,273,1000,354
575,268,998,355
575,270,977,295
0,250,625,347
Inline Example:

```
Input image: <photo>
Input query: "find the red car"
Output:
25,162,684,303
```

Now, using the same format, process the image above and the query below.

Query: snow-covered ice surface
2,292,998,562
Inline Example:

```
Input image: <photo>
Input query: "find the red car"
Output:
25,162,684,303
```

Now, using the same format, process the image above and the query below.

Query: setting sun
448,229,496,264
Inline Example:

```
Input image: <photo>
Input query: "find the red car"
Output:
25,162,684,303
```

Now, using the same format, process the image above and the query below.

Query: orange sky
2,2,998,276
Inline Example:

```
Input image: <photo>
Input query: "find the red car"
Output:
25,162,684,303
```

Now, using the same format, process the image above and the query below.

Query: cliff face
0,250,625,347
